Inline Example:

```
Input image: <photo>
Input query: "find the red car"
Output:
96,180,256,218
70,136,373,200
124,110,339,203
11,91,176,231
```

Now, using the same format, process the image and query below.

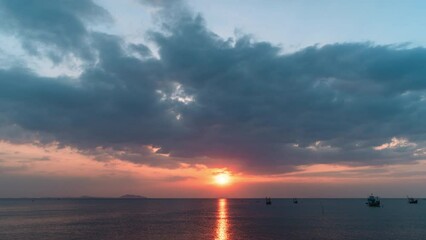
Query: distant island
119,194,147,199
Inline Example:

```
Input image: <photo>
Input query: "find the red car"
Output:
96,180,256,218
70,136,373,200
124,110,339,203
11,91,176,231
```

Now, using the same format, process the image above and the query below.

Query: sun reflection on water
215,198,229,240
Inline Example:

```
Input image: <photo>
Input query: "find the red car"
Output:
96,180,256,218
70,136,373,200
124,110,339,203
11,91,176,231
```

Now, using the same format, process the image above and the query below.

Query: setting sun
214,172,231,186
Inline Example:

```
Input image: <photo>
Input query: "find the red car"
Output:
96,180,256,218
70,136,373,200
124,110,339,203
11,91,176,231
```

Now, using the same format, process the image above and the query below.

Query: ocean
0,198,424,240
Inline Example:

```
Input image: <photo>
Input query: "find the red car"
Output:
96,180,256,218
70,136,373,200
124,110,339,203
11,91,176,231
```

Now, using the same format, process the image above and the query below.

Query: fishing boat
407,196,418,204
366,194,381,207
265,197,272,205
293,198,298,204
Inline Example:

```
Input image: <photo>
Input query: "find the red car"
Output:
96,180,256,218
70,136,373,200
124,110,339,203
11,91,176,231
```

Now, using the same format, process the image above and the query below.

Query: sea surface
0,198,425,240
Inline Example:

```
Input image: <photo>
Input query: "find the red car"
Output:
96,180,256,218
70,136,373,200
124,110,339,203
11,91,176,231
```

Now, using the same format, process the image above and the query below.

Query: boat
366,194,381,207
293,198,298,204
407,196,418,204
265,197,272,205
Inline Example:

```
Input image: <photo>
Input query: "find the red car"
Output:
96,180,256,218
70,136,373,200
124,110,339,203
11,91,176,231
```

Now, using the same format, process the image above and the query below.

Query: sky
1,0,426,198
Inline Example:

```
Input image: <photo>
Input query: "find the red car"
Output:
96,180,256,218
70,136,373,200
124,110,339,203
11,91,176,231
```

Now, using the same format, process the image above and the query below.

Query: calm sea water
0,198,425,240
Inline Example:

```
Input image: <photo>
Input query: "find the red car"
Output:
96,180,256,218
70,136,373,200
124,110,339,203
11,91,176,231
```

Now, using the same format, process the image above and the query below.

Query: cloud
138,0,182,8
373,137,417,151
0,0,111,62
162,175,195,182
1,0,426,174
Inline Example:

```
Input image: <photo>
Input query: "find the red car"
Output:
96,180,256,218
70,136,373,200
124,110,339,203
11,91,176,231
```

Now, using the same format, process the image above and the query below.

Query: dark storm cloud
1,0,426,173
0,0,111,62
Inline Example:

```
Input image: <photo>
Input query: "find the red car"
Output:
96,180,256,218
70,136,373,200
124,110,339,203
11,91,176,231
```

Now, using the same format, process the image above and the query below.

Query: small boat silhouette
293,198,298,204
366,194,381,207
407,196,418,204
265,197,272,205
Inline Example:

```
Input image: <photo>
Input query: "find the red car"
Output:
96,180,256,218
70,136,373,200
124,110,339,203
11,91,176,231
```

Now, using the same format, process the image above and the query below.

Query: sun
214,172,231,186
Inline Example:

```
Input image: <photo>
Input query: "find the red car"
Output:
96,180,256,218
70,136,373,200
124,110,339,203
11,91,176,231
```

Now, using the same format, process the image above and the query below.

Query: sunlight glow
215,198,229,240
214,172,231,186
